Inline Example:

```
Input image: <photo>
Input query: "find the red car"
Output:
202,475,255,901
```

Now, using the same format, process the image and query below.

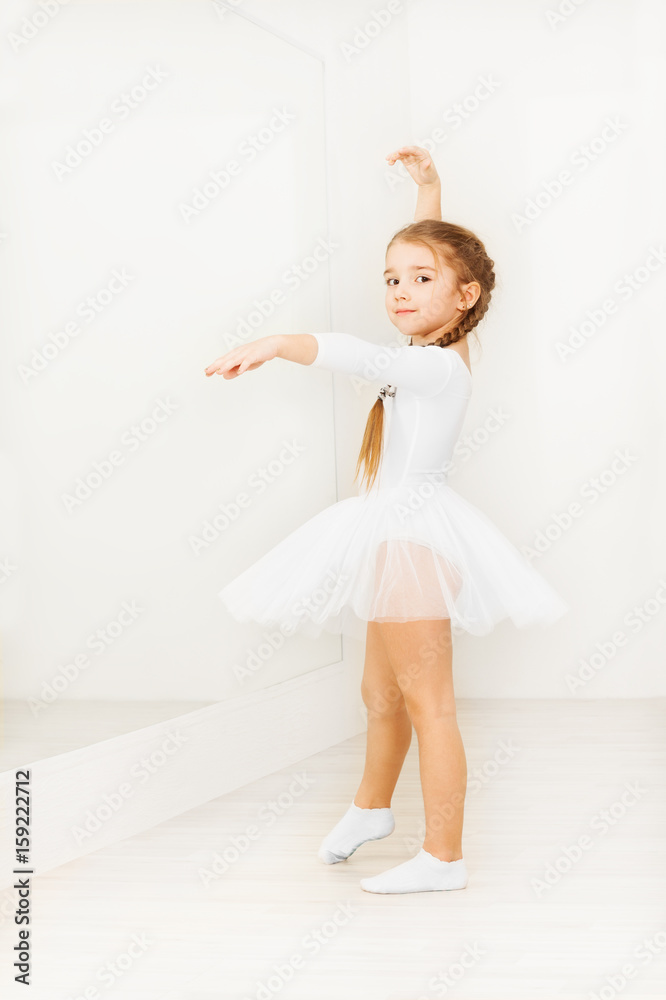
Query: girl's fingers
206,345,265,377
387,144,424,158
386,147,428,168
205,357,253,377
205,350,241,375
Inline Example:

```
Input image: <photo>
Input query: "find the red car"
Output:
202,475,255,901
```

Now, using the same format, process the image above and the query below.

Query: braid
448,241,495,344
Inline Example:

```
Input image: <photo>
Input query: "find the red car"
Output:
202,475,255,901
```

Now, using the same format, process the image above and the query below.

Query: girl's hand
386,145,439,186
204,336,279,379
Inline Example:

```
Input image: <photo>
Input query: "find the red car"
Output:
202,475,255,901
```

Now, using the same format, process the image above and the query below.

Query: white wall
402,0,666,697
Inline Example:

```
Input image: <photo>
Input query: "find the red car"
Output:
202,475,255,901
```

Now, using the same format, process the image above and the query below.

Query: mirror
0,3,341,773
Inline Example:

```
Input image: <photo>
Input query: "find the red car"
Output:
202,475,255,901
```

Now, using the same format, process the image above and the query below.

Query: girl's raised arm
386,145,442,221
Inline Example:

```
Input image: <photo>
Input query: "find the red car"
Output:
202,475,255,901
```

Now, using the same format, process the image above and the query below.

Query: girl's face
384,240,478,344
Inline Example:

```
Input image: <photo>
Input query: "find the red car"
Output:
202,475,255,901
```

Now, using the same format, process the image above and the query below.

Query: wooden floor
2,699,664,999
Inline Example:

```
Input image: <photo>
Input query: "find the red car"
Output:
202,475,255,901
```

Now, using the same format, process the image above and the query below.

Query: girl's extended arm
385,145,442,221
204,334,318,378
276,334,318,366
205,332,458,397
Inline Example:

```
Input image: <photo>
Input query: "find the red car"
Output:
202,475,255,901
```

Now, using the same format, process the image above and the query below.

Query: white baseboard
0,658,365,886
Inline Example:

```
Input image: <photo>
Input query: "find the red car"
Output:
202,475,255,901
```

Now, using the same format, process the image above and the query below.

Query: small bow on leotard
378,384,396,399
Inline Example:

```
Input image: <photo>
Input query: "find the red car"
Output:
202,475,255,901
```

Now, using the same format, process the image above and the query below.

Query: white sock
318,800,395,864
360,848,468,893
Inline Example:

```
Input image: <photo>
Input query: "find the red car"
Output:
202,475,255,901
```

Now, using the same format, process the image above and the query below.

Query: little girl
205,146,568,895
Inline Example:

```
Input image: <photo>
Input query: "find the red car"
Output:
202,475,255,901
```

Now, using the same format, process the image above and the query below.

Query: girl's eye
385,275,431,285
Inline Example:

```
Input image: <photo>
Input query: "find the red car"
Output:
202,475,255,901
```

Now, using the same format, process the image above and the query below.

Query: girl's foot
360,848,468,893
318,801,395,864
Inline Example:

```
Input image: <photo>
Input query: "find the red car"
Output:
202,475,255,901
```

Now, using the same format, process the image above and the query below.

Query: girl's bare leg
377,617,466,861
354,620,413,808
318,621,410,863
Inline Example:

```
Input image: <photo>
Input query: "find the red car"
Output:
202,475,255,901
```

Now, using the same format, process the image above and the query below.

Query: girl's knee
361,679,408,716
406,699,458,728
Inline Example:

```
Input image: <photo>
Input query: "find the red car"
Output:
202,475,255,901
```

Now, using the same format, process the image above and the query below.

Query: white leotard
310,332,472,491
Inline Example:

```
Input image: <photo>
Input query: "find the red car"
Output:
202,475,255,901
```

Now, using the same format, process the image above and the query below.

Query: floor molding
0,658,363,887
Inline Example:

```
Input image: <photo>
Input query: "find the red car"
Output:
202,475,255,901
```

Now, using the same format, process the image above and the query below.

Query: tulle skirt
218,477,569,642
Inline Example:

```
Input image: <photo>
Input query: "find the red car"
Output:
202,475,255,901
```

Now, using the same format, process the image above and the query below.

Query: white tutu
218,472,569,642
219,331,569,642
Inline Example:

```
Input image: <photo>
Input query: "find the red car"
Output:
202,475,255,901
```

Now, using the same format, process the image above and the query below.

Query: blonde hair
354,220,496,493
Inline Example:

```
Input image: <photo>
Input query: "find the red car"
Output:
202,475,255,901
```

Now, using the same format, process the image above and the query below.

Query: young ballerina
205,145,568,894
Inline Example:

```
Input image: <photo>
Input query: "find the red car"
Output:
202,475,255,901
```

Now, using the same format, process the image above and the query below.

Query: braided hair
354,220,496,494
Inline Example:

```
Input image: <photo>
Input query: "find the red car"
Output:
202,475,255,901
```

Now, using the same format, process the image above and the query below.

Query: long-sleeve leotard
310,332,467,398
